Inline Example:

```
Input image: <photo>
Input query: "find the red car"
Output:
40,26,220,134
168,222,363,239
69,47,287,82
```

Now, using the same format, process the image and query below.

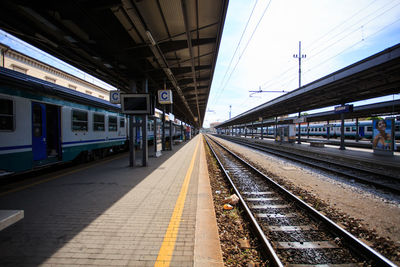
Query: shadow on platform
0,139,191,266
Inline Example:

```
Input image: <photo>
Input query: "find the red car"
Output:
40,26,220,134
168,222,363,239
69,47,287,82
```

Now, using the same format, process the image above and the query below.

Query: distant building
0,43,109,100
209,122,221,133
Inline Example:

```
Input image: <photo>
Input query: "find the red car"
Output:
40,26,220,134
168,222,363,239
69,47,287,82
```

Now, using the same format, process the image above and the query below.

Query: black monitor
121,94,151,114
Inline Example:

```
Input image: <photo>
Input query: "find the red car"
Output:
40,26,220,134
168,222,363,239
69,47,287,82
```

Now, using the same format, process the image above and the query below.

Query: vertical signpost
334,104,353,150
111,90,152,167
142,79,148,167
158,89,173,150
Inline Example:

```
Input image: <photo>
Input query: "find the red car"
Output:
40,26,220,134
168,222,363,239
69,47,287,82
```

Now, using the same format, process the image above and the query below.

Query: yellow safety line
0,153,127,197
154,137,201,267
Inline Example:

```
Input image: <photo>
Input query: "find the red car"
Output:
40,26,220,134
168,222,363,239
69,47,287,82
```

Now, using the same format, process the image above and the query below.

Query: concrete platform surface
0,134,223,267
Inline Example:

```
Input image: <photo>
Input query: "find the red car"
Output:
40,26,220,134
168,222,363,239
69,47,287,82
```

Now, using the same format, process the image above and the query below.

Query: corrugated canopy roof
217,43,400,128
0,0,229,127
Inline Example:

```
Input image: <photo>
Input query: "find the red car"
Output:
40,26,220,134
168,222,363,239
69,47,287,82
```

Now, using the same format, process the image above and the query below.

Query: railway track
205,135,396,266
215,135,400,194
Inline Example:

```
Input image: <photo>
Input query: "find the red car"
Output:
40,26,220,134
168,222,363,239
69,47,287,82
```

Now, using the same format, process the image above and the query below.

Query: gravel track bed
203,139,269,266
207,136,366,265
213,136,400,264
268,230,332,242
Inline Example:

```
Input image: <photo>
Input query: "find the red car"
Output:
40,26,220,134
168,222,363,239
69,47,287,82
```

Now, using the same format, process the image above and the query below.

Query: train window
32,105,42,137
395,126,399,131
93,114,105,131
0,99,14,131
367,126,372,131
72,110,88,131
345,127,350,132
108,116,117,131
352,127,357,131
120,117,125,128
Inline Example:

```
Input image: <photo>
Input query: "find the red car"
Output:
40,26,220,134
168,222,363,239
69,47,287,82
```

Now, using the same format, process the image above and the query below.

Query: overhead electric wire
216,0,259,94
258,0,400,94
306,0,376,52
212,0,273,105
306,16,400,75
308,0,400,60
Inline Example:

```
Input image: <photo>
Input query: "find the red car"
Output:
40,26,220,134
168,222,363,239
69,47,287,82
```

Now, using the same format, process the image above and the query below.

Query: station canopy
217,44,400,128
0,0,229,127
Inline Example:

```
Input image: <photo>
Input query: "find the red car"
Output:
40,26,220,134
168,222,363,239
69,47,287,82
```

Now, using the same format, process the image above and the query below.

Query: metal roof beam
118,0,197,124
178,76,209,85
170,65,211,76
123,38,215,57
181,0,201,127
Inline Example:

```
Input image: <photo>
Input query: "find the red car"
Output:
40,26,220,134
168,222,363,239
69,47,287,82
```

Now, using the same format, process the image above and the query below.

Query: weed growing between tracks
203,139,269,266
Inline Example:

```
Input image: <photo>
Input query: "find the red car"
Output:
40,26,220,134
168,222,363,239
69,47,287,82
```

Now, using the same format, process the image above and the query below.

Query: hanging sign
158,90,173,104
110,91,120,104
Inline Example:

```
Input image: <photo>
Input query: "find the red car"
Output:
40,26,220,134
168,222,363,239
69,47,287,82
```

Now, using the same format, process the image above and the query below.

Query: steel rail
205,134,397,267
204,135,283,267
216,135,400,193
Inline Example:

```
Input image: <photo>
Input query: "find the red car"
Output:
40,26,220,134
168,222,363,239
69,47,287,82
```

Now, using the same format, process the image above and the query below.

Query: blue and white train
0,68,128,175
0,68,185,176
299,121,400,139
256,121,400,139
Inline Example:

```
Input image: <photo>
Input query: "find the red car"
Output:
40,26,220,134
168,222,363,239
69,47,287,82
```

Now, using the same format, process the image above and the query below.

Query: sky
1,0,399,128
204,0,400,127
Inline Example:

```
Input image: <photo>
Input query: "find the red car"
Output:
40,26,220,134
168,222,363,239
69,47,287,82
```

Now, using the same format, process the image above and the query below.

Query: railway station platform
217,135,400,179
0,135,223,266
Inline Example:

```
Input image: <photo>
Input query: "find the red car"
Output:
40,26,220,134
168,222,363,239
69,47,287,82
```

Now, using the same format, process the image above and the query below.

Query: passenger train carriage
298,121,400,139
0,68,128,175
0,68,186,176
253,121,400,139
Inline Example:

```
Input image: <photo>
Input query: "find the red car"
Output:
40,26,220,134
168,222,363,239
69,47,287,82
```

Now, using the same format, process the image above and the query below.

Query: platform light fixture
166,68,173,76
146,31,156,46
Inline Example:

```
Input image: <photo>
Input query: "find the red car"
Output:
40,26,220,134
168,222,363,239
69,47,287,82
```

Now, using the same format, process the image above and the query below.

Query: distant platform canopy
217,44,400,128
0,0,229,127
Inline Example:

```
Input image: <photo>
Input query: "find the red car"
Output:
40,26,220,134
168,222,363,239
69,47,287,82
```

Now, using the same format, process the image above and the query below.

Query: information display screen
121,94,151,114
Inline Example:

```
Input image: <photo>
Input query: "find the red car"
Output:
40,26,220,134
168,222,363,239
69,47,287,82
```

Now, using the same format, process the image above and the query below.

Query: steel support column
340,104,345,150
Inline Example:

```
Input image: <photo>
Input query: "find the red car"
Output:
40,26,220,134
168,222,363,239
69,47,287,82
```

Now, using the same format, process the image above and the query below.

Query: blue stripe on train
0,144,32,151
62,137,127,145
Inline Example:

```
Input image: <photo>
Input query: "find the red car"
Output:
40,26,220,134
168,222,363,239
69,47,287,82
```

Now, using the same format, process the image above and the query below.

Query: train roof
0,67,121,111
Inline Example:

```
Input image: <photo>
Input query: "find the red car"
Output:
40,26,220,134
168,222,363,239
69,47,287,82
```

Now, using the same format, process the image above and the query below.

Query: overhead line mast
293,41,306,144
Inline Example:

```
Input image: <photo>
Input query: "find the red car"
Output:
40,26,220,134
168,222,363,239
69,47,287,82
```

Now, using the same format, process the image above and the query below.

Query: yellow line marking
154,137,201,267
0,153,127,197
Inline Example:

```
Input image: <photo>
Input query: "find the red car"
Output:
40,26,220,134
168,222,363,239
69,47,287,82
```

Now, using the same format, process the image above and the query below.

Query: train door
46,104,61,159
32,102,47,161
359,126,365,137
32,102,61,162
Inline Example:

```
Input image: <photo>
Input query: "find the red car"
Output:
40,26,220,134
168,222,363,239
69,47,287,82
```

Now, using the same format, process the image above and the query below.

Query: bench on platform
0,210,24,231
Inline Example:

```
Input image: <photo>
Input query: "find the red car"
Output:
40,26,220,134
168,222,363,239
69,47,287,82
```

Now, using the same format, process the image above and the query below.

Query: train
230,120,400,139
0,68,186,176
297,121,400,139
